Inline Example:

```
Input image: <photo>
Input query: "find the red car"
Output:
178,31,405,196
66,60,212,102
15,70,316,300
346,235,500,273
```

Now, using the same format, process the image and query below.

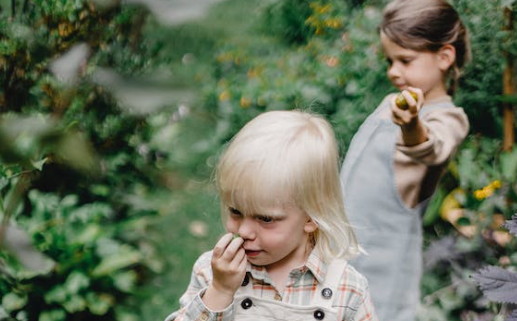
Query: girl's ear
438,44,456,71
304,217,318,233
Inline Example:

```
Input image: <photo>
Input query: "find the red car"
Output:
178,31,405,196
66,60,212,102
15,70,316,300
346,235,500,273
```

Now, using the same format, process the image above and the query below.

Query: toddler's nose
237,218,256,240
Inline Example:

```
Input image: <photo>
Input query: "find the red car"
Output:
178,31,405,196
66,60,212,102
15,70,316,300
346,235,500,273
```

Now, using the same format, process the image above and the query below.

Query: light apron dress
233,259,350,321
340,99,454,321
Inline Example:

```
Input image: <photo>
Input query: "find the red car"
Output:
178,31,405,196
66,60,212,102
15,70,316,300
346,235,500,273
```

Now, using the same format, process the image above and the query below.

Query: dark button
241,274,249,286
314,309,325,320
241,298,253,310
321,287,333,299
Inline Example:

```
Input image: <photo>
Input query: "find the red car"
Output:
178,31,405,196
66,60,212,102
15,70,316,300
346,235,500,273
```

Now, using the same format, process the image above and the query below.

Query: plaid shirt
165,249,377,321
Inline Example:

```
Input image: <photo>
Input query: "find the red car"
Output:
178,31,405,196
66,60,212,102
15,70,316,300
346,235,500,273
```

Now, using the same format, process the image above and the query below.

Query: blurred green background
0,0,516,320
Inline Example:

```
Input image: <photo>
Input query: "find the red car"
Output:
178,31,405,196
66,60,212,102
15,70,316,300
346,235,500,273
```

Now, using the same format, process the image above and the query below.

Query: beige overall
233,260,349,321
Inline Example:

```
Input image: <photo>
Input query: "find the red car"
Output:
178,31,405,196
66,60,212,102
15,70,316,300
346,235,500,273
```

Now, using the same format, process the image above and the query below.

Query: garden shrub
0,0,176,320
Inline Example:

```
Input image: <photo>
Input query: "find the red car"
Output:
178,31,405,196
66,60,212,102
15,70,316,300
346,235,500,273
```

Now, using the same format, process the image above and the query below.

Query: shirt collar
245,248,328,284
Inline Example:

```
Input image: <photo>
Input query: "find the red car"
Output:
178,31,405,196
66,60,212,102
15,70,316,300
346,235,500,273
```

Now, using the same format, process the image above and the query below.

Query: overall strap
312,259,348,309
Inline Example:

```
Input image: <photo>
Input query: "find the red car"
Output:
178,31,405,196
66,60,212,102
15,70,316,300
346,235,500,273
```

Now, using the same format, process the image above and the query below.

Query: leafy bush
421,136,517,320
0,0,178,320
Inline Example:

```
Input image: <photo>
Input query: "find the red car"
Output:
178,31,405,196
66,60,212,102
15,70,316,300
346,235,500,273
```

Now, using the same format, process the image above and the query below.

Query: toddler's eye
229,207,242,216
257,215,274,223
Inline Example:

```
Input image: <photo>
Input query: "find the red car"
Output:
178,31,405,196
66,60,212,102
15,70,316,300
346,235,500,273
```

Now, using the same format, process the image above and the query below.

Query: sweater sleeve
164,251,235,321
396,106,469,165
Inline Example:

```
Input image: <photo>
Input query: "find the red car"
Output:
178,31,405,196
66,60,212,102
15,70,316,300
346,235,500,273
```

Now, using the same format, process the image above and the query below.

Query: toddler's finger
212,233,233,258
222,237,244,260
237,248,247,271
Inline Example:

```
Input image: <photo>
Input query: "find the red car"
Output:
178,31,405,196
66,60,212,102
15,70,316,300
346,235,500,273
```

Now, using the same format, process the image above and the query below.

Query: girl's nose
387,63,400,79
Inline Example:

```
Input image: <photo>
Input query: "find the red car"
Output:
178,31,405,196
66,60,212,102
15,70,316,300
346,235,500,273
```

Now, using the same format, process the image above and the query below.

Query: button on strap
314,309,325,320
241,298,253,310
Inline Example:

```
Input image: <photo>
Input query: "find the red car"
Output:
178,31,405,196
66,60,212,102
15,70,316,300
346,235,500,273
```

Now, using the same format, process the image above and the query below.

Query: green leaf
500,149,517,182
113,271,137,292
0,39,18,55
1,292,27,311
423,187,446,226
30,157,48,171
39,309,66,321
44,285,68,304
86,292,114,315
54,131,99,174
3,224,55,275
63,295,87,313
65,271,90,294
92,241,142,277
456,217,471,226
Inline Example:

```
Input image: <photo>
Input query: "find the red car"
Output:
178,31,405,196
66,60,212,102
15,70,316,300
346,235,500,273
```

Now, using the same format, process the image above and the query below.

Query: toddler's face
224,202,317,270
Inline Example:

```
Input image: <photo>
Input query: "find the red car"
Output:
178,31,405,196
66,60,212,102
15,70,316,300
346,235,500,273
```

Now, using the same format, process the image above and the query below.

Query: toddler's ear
304,218,318,233
438,44,456,71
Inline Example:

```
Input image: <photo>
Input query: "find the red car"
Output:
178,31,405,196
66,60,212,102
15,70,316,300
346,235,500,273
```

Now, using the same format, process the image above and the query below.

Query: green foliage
1,191,151,319
453,0,514,138
419,137,517,320
0,0,178,320
203,0,390,153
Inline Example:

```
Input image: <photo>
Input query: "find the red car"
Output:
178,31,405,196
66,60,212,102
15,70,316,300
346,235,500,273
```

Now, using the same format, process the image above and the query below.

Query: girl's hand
202,233,246,310
390,87,424,127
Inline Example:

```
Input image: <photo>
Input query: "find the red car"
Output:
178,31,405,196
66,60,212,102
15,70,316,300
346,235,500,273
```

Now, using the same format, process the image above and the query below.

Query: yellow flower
219,90,230,101
490,180,502,189
473,189,486,200
240,97,251,108
310,3,331,14
473,180,502,200
324,18,342,29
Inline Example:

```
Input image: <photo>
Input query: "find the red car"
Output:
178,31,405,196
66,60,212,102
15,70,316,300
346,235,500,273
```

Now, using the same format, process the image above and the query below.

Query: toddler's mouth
245,249,261,257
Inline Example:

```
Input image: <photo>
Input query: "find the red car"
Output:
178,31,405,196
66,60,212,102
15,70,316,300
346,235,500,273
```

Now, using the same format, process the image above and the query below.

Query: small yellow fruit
395,91,418,110
232,233,240,240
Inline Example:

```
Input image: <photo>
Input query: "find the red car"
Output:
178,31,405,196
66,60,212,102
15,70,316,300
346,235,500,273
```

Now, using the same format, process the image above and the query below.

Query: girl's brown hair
380,0,471,95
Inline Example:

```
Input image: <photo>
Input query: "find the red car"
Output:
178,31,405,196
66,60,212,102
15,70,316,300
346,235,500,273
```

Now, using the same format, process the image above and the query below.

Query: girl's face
380,32,452,100
225,202,317,271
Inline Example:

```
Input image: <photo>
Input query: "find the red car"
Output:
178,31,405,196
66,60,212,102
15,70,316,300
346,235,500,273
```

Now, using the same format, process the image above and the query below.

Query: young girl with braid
340,1,470,320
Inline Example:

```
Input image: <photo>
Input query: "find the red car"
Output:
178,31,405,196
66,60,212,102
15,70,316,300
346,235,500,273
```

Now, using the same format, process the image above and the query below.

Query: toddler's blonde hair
215,110,360,262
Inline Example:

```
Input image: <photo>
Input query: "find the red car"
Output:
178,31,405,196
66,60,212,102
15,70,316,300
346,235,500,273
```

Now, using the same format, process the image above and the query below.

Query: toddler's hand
391,87,424,127
210,233,247,298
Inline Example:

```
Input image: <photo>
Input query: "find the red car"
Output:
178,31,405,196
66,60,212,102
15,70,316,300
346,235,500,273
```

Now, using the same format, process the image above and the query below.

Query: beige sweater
379,95,470,208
